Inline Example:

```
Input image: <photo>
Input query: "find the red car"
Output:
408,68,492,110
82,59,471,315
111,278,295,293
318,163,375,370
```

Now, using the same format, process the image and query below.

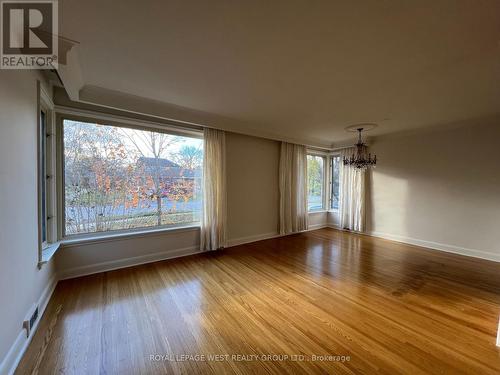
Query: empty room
1,1,500,374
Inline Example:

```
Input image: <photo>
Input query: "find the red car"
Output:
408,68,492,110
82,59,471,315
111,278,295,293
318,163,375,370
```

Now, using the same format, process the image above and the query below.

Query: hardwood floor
17,228,500,374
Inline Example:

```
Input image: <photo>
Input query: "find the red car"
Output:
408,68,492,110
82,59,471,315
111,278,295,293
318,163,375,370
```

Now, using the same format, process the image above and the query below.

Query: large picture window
62,119,203,236
307,154,325,211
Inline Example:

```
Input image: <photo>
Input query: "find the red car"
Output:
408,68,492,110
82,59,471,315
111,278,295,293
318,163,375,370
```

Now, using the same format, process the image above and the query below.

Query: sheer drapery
339,147,366,232
200,128,226,250
279,142,308,235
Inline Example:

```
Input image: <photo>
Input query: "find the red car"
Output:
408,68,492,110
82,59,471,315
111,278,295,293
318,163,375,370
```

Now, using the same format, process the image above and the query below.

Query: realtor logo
1,0,58,69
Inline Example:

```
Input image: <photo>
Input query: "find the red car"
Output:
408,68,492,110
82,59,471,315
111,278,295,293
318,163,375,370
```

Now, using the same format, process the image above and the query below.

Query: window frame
55,111,204,241
38,83,57,263
39,108,48,248
306,151,328,212
328,153,341,212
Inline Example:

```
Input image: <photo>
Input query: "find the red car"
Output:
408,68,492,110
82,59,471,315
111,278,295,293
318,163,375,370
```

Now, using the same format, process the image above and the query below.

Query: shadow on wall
366,113,500,256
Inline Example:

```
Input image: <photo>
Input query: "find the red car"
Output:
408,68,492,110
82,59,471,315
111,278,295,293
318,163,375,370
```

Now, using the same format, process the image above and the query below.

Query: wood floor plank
16,229,500,374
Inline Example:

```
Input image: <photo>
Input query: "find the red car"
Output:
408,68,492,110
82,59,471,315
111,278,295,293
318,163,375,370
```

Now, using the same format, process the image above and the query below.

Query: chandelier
343,127,377,170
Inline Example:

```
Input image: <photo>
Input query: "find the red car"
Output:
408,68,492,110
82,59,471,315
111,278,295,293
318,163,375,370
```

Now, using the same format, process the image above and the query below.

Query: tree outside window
307,155,324,211
63,119,203,236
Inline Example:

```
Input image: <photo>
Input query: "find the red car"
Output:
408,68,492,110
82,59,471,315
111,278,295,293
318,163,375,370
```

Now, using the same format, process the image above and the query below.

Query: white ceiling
60,0,500,147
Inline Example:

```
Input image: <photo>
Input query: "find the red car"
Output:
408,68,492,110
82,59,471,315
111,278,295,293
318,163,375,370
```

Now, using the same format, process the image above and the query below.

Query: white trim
330,228,500,263
226,232,282,247
0,275,58,375
39,85,54,110
308,209,328,214
307,223,328,231
226,225,330,248
58,245,202,280
39,242,62,267
368,231,500,263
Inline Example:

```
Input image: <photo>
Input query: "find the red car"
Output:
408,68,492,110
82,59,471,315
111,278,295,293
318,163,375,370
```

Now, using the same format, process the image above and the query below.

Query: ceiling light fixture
343,126,377,170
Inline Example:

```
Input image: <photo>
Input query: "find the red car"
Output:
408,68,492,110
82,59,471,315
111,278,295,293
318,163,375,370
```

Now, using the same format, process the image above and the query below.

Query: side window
331,156,340,210
307,154,325,211
39,110,48,245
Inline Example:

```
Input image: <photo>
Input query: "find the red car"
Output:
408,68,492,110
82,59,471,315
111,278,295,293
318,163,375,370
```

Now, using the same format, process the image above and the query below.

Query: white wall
226,132,280,244
0,71,57,373
367,117,500,261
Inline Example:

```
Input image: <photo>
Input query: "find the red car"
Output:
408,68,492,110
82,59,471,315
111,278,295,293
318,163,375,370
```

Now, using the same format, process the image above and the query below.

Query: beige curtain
279,142,308,235
200,128,226,251
339,147,366,232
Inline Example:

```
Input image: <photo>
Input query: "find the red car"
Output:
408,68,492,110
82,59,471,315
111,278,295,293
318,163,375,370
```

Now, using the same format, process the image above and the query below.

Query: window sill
61,225,201,247
308,210,328,214
38,242,62,268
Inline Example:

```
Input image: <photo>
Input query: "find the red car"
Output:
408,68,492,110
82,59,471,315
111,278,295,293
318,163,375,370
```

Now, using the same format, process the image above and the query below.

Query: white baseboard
368,230,500,262
307,223,328,231
58,246,201,280
354,229,500,263
226,225,333,248
226,232,282,247
0,274,58,375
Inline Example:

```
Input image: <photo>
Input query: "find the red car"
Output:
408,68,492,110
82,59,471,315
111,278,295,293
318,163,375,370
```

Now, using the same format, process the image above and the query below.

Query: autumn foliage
64,120,203,235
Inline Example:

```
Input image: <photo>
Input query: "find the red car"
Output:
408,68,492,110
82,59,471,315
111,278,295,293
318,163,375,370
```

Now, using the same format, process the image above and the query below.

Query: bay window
307,153,341,212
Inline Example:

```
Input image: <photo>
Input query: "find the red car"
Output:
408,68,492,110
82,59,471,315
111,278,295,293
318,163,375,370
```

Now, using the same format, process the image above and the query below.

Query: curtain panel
279,142,308,235
339,147,366,232
200,128,227,250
